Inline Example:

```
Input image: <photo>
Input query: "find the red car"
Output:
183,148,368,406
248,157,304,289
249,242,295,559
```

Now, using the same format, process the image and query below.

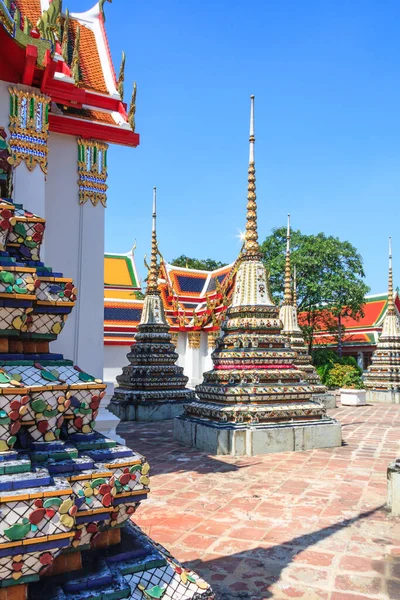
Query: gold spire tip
244,95,259,254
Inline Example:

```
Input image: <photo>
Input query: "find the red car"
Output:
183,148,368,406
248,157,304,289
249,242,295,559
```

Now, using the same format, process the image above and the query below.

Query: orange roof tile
62,106,116,125
70,20,108,94
15,0,41,25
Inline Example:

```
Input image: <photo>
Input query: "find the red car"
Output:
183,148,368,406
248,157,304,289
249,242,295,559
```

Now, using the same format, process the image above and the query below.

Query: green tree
261,228,370,355
171,255,227,271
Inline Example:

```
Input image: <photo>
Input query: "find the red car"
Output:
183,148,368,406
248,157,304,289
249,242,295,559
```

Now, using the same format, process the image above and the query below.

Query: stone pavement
119,405,400,599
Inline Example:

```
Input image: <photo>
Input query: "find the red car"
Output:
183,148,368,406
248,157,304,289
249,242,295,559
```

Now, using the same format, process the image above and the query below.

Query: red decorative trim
214,364,292,370
22,45,38,86
49,114,140,147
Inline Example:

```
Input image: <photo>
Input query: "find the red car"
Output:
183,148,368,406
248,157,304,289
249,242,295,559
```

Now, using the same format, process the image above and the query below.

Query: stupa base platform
174,415,342,456
313,392,336,409
28,521,214,600
367,390,400,404
109,394,192,422
388,459,400,516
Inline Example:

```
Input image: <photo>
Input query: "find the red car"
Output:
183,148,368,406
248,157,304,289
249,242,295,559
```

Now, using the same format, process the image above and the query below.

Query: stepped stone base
313,392,336,409
174,416,342,456
388,459,400,516
367,390,400,404
109,397,188,422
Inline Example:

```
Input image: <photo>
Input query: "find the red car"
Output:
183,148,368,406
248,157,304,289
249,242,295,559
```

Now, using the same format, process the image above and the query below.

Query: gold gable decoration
8,87,50,174
77,138,109,207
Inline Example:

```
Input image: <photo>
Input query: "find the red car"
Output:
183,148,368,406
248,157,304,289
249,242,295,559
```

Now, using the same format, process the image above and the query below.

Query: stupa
174,96,341,456
279,216,335,408
364,237,400,404
0,194,213,599
109,188,196,421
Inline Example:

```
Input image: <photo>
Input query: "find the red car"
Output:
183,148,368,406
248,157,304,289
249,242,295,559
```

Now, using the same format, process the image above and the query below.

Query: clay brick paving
119,405,400,599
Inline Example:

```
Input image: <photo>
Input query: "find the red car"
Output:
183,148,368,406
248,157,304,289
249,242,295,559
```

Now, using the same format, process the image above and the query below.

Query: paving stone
118,404,400,598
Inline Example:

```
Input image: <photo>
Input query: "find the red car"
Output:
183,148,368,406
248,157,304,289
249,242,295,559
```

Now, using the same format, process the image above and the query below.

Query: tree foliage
171,255,227,271
261,227,370,353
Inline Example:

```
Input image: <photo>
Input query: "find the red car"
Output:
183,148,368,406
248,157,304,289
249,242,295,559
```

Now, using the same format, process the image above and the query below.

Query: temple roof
104,255,236,345
105,252,140,289
0,0,139,146
309,293,400,348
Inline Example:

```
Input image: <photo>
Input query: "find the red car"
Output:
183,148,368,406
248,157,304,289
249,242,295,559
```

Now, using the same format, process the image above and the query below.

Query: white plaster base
387,460,400,516
174,417,342,456
367,390,400,404
340,389,366,406
94,382,125,445
313,393,336,409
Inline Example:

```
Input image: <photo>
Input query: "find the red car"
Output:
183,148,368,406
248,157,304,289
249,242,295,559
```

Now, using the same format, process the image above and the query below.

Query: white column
357,351,364,371
45,133,104,378
14,162,46,244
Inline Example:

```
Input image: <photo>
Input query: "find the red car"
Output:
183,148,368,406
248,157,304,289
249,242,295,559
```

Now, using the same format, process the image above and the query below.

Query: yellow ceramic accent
139,475,150,486
60,514,74,528
52,322,62,335
180,571,188,584
0,440,9,451
141,462,150,475
59,499,73,514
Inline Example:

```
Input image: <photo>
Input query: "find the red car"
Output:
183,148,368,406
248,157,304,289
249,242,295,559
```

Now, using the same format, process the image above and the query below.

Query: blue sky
71,0,400,292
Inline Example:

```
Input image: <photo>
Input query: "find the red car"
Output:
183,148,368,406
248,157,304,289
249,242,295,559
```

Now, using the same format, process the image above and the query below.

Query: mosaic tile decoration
77,138,108,207
0,196,213,598
8,87,50,174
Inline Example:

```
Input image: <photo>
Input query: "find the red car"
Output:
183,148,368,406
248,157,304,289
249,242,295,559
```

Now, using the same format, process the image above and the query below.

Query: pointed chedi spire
232,96,274,307
293,264,297,307
110,186,196,420
378,236,400,338
387,236,395,314
279,216,326,394
364,236,400,399
244,95,259,256
146,186,159,294
283,214,292,305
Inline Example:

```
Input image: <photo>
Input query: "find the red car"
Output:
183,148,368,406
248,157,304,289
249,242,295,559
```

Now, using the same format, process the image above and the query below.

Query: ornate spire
128,82,137,132
117,51,125,100
146,187,159,294
283,214,292,305
244,95,259,255
293,265,297,307
61,8,69,63
387,236,395,315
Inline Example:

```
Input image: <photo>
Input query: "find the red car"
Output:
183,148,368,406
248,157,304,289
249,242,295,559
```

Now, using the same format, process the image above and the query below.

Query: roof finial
146,187,159,294
387,236,395,314
293,265,297,307
283,214,292,305
244,95,259,255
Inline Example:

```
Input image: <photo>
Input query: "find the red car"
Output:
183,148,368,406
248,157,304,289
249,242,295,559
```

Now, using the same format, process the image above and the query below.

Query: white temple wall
46,133,105,377
176,332,187,369
104,344,130,385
